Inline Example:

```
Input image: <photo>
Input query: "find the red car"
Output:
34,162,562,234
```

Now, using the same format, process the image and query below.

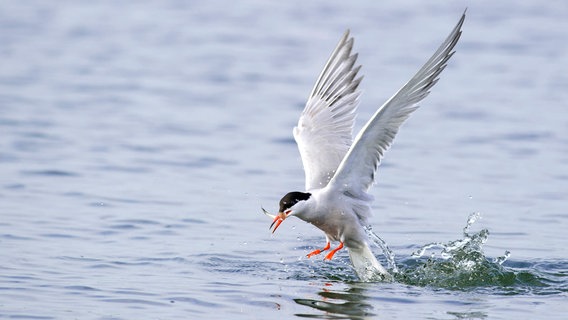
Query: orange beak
269,212,287,234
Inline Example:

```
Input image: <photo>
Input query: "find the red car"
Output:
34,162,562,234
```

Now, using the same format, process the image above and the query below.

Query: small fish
261,206,276,219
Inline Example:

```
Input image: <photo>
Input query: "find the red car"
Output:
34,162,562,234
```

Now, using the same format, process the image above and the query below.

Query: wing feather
328,12,466,195
294,30,363,190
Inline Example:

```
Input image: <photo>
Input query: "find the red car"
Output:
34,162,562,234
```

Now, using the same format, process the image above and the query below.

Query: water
1,0,567,319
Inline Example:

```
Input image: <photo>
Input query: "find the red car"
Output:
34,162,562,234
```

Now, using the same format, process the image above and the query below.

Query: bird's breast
304,208,359,242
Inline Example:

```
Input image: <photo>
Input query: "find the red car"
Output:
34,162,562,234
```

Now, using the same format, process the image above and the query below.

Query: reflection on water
294,283,374,319
446,311,487,319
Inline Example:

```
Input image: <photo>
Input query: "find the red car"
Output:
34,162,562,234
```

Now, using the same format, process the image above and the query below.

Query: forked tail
348,243,391,282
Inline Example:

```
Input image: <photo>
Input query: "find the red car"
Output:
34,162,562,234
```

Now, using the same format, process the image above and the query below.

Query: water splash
365,226,399,273
360,212,550,290
399,212,524,289
411,212,489,260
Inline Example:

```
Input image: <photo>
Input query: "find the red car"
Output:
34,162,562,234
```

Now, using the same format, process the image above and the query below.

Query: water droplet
493,250,511,265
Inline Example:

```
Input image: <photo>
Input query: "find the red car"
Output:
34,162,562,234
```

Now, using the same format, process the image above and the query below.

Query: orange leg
306,242,330,258
324,242,344,260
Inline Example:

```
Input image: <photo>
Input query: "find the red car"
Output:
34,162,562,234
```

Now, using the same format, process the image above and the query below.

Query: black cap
279,192,311,212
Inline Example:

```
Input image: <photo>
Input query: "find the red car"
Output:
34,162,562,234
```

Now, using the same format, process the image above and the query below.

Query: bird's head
263,191,312,234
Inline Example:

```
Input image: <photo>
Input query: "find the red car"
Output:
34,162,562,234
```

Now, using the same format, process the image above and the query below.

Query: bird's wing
293,30,363,191
329,12,465,195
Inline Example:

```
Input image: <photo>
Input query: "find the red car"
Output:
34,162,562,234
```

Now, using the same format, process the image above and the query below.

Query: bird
263,11,465,281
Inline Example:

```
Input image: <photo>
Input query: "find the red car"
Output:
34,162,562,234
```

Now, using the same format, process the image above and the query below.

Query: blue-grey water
1,1,567,319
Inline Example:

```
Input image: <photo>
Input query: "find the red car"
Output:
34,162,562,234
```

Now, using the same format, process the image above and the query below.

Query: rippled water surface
1,1,567,319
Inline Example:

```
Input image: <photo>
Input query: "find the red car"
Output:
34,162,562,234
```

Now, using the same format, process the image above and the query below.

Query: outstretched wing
293,30,363,191
329,12,465,195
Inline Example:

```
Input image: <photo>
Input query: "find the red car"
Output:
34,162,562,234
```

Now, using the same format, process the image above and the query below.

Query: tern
264,12,465,281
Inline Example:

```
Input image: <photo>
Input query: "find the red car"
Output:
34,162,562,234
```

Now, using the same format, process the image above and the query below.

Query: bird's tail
348,243,391,282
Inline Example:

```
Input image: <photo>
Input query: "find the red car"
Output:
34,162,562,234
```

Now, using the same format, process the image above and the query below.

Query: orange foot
324,242,344,260
306,242,330,258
